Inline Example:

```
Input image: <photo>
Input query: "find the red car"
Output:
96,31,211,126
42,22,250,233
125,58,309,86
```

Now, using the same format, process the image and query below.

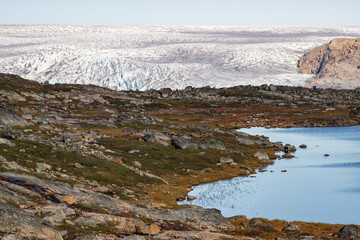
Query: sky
1,0,360,26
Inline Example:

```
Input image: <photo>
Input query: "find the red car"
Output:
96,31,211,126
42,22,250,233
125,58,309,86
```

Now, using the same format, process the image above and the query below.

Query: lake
178,125,360,224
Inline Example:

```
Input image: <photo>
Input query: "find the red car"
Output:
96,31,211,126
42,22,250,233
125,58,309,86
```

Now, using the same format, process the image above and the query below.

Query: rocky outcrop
0,172,232,238
0,104,29,127
0,202,63,239
298,38,360,89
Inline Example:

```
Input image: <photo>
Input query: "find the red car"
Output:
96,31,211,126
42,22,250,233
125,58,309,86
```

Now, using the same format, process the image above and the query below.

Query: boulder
283,144,297,153
132,161,142,168
269,84,277,91
248,218,277,232
0,104,29,127
253,150,269,161
219,156,234,165
61,133,82,143
144,132,171,146
0,138,15,147
171,136,200,150
35,162,52,173
333,225,359,239
282,223,301,233
159,88,172,98
74,163,84,168
236,137,257,145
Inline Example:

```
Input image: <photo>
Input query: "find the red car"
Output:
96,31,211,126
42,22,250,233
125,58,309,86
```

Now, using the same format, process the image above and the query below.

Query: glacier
1,25,360,90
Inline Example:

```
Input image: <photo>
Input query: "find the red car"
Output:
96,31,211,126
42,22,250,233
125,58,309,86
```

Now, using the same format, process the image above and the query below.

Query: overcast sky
1,0,360,26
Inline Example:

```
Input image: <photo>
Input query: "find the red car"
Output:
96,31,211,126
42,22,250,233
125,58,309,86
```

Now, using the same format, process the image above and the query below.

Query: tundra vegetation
0,73,360,239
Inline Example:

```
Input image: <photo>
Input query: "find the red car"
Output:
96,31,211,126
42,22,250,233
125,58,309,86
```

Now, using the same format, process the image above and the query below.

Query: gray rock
249,218,277,232
36,163,52,172
171,136,200,149
355,87,360,94
219,156,234,165
0,138,15,147
333,225,359,239
253,150,270,161
61,133,82,143
74,163,84,168
236,137,257,145
283,144,297,152
148,206,233,231
0,202,62,239
0,105,29,127
269,84,277,91
93,186,110,193
282,223,301,233
2,161,28,172
29,204,76,225
129,150,140,154
132,161,142,168
143,132,171,146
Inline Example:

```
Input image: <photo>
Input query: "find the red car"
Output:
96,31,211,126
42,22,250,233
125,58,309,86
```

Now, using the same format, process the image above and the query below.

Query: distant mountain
298,38,360,89
1,25,360,90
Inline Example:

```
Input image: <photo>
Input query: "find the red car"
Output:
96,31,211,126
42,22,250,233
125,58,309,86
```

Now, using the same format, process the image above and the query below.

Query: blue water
179,126,360,224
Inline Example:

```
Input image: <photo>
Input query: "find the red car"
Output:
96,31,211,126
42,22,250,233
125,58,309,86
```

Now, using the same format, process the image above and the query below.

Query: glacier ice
1,25,360,90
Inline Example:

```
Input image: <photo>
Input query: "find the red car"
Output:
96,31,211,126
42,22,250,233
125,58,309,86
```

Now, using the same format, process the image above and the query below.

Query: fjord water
180,126,360,224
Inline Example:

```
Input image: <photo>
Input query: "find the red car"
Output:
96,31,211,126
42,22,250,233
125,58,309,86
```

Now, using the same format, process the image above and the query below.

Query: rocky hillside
298,38,360,89
1,73,360,239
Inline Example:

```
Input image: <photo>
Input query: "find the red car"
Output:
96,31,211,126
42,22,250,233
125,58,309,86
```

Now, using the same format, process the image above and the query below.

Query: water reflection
179,126,360,224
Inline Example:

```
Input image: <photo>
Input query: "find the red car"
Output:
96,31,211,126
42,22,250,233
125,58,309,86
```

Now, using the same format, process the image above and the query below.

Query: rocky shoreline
0,73,360,239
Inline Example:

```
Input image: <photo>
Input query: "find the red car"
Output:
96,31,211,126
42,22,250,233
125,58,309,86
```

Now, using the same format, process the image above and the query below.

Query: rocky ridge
298,38,360,89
